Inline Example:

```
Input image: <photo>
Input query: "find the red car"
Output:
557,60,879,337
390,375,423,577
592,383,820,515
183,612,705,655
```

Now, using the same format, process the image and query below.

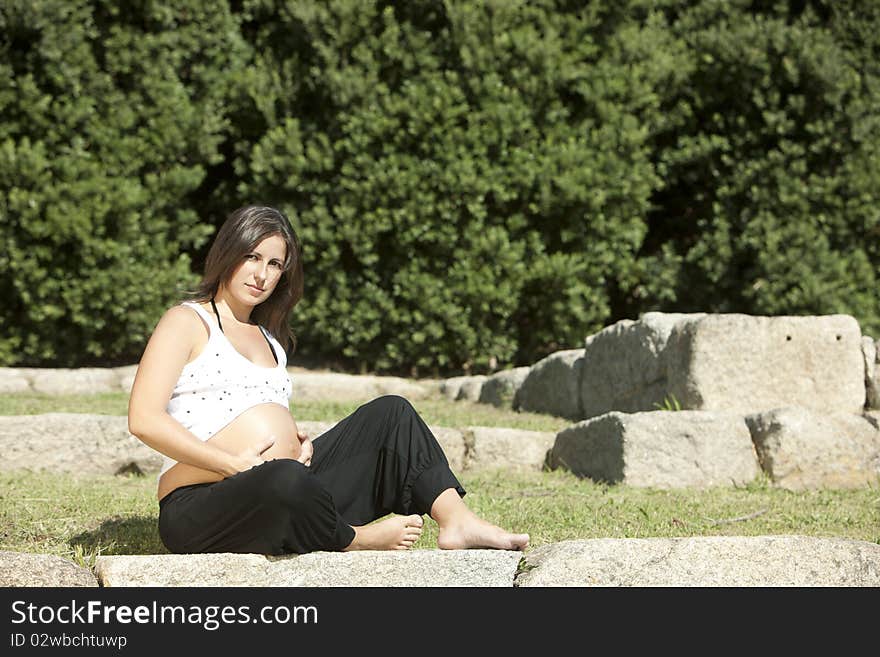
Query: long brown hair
187,205,304,353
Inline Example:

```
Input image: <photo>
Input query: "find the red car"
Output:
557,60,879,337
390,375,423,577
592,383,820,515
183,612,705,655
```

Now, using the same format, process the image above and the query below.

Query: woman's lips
246,284,264,295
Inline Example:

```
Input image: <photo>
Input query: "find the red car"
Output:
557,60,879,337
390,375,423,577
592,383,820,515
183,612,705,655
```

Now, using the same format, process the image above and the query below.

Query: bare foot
345,514,424,551
437,510,529,551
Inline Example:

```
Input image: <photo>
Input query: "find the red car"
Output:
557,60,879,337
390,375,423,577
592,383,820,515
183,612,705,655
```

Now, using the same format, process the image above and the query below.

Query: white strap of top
181,301,217,335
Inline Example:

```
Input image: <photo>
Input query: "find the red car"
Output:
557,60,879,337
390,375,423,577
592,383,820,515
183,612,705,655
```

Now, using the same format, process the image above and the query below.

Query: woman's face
222,233,288,307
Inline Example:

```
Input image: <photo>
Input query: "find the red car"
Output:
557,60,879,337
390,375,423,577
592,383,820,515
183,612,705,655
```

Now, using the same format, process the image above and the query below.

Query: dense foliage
0,0,241,364
1,0,877,373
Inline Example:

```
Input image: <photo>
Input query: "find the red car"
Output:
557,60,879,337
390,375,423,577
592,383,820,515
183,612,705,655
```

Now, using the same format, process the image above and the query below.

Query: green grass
2,391,878,566
1,469,877,566
0,392,132,417
0,471,165,566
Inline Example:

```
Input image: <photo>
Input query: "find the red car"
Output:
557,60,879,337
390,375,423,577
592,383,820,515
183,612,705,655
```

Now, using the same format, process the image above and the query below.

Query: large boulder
578,313,866,419
515,536,880,586
478,367,530,408
548,410,759,488
579,313,703,420
666,314,865,414
439,376,471,401
455,375,488,402
745,407,880,490
0,413,163,475
514,349,583,419
439,375,488,402
0,551,98,587
864,336,879,410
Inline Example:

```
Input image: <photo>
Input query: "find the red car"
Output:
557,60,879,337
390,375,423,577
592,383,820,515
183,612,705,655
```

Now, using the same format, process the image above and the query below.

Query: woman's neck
212,290,254,325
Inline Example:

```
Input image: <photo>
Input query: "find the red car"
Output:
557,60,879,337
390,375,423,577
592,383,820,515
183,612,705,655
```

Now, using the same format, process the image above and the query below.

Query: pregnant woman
128,205,529,555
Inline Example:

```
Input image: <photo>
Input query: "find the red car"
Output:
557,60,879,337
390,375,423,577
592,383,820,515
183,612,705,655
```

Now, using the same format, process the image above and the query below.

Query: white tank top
159,301,293,476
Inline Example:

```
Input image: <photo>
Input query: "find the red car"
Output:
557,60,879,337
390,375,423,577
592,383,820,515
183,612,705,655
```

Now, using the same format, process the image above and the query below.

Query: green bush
0,0,243,365
633,0,880,336
2,0,879,372
234,0,672,374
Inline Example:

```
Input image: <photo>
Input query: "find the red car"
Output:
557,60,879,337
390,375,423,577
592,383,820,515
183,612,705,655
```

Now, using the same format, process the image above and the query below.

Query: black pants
158,395,466,555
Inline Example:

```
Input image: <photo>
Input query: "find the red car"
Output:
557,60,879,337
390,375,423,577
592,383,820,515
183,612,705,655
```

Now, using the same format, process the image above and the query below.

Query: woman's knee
257,459,324,508
367,394,414,417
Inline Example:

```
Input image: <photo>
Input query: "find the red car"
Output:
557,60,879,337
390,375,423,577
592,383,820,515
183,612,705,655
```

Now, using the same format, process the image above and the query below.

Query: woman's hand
296,431,313,467
230,436,276,474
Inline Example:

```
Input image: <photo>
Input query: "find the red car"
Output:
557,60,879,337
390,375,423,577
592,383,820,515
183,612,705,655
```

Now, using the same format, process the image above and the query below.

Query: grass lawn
1,391,877,569
2,468,877,569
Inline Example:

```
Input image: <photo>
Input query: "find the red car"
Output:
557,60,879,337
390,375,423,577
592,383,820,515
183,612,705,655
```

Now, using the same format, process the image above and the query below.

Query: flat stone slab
548,410,760,488
430,426,467,472
96,550,522,587
0,368,31,393
0,416,501,476
17,536,880,587
268,549,522,587
0,551,98,587
114,364,139,393
0,413,163,475
16,367,123,395
464,427,556,472
745,407,880,490
291,372,433,402
516,536,880,586
96,553,272,587
0,366,442,401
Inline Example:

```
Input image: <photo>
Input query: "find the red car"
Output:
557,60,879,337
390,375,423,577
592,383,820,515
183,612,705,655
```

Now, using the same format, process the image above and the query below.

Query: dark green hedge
0,0,242,365
1,0,878,374
640,0,880,328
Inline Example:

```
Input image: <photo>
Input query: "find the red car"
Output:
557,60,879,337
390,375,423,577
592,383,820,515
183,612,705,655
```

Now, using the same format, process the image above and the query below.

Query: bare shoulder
131,304,206,404
148,304,207,351
158,303,203,330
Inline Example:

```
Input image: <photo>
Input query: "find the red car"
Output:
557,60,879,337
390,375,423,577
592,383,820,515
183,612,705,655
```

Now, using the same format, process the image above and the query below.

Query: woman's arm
127,305,270,476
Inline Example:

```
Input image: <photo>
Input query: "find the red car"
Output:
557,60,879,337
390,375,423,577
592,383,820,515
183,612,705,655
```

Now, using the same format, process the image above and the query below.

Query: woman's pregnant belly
158,403,301,501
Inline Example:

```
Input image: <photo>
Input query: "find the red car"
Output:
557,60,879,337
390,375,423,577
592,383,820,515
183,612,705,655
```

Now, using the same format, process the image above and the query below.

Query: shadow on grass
70,515,168,556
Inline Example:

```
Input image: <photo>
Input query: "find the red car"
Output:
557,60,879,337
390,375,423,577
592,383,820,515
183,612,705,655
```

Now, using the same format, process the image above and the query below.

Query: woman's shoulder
178,300,213,314
138,303,211,370
156,302,210,334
